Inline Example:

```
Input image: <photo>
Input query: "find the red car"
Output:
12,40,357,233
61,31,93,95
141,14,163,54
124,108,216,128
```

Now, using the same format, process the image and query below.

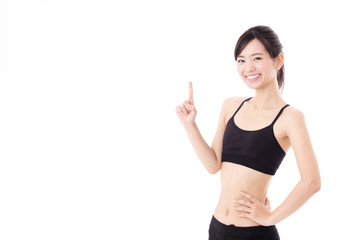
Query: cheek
236,64,244,74
256,63,266,72
258,62,274,75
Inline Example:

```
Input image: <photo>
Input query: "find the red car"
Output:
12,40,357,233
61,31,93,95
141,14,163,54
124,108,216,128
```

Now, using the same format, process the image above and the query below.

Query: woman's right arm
176,81,229,174
183,121,220,174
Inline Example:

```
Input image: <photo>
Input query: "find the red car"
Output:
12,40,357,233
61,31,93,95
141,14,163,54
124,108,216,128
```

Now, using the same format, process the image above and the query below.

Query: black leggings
208,216,280,240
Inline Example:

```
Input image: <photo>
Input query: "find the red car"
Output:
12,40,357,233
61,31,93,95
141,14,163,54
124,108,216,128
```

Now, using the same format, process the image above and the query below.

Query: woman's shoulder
221,96,250,117
281,105,307,129
223,96,250,106
283,105,304,119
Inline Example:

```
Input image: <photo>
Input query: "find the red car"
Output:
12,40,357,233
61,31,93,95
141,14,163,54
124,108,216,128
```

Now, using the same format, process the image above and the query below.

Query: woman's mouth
246,74,261,82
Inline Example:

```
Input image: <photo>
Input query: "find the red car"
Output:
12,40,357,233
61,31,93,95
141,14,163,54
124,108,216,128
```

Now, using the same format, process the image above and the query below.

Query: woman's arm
184,121,221,174
234,108,321,226
183,97,233,174
176,82,227,174
269,108,321,224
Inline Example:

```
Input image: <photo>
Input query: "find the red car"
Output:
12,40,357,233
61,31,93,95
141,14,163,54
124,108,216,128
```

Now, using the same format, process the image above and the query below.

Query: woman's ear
275,53,284,70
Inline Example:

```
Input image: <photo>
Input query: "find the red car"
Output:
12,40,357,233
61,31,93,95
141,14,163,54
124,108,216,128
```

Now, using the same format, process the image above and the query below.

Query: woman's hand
175,81,197,127
234,191,274,226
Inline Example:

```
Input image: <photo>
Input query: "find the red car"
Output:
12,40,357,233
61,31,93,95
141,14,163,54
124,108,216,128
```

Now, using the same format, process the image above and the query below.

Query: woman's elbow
312,179,321,194
304,176,321,194
208,167,220,175
313,173,321,193
208,163,221,175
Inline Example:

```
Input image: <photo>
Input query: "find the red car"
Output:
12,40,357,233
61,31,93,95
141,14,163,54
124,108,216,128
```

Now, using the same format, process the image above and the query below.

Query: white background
1,0,359,239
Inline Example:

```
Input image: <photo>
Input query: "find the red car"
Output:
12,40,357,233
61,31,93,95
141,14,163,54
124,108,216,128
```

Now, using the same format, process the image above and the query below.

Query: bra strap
271,104,290,125
231,97,252,119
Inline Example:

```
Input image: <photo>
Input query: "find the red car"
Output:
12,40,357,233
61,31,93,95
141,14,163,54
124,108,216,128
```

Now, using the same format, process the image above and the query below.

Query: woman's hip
209,215,280,240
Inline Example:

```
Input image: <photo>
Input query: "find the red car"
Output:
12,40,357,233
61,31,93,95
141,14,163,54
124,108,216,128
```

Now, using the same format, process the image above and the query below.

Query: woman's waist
215,164,272,226
219,180,269,203
213,209,260,227
209,215,278,237
213,185,268,227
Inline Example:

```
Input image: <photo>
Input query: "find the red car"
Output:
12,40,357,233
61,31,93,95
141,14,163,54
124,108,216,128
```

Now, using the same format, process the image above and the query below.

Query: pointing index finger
189,81,194,104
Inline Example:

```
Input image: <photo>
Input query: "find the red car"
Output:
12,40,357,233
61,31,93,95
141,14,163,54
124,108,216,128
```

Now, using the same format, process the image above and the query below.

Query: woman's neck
252,82,284,109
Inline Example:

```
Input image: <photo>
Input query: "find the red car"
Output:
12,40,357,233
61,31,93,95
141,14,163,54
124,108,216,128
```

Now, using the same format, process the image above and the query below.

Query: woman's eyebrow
237,53,264,58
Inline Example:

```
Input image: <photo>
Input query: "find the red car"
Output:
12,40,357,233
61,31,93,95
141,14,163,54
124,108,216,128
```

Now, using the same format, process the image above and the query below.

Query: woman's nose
245,62,255,72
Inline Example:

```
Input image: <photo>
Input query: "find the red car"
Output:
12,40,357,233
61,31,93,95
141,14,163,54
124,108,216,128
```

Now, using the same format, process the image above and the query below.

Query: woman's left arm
235,108,321,226
269,109,321,224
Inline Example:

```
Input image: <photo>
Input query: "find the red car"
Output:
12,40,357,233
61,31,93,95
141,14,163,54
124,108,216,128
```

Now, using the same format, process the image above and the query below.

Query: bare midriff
213,162,273,227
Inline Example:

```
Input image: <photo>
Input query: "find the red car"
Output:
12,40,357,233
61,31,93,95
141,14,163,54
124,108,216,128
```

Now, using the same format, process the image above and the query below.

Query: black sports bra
221,97,290,175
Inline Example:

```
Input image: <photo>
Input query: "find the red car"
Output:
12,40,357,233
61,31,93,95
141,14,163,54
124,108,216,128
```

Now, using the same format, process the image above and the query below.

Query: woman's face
236,39,280,90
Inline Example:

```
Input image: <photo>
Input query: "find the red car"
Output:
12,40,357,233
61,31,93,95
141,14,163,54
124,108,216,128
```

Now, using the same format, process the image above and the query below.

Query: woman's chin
243,81,261,90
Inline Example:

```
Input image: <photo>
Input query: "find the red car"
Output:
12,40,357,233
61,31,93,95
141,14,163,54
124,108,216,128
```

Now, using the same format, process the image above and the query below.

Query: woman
175,25,321,240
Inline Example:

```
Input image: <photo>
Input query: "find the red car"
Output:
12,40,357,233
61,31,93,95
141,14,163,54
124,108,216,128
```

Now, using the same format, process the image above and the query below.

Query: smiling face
236,39,281,90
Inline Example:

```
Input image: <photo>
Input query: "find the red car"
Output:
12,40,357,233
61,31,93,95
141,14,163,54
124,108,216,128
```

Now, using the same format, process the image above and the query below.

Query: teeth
247,75,260,79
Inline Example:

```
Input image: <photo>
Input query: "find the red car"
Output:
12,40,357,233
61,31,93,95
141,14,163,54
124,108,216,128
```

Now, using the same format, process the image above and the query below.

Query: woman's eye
237,59,245,63
254,57,262,61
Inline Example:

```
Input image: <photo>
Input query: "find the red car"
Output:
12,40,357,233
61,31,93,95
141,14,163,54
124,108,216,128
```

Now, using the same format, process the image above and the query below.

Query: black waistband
210,215,278,238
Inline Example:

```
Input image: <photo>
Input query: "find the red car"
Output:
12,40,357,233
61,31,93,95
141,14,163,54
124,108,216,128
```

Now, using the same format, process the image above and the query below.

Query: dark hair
234,25,284,91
